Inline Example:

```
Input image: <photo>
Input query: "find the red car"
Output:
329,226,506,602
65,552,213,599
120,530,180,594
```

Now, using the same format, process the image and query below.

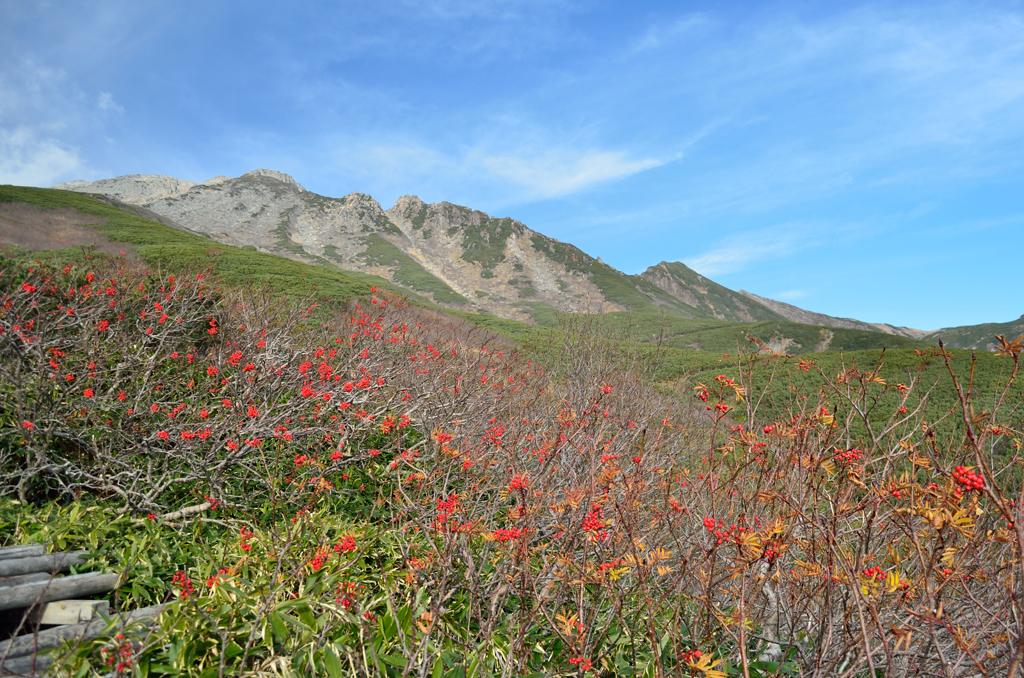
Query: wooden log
0,603,164,659
0,552,87,578
0,574,49,590
159,501,211,521
0,572,119,612
0,547,44,562
0,652,42,676
31,600,109,625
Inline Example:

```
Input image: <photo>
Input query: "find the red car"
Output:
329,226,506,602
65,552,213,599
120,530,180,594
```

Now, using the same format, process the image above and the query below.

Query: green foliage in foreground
4,249,1024,676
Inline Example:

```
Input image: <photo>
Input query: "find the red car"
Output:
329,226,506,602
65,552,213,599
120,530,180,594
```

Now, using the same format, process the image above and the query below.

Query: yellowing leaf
555,611,579,637
688,653,727,678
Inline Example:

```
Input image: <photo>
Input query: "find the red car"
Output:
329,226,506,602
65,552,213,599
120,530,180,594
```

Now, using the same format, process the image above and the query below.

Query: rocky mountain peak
339,192,385,212
239,169,305,191
388,195,429,223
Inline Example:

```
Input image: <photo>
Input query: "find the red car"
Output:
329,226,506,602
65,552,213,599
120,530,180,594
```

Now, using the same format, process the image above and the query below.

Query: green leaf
269,611,288,644
323,645,344,678
380,653,407,668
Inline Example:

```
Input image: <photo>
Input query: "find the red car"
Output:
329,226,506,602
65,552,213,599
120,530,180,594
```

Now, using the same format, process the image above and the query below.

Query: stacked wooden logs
0,545,164,677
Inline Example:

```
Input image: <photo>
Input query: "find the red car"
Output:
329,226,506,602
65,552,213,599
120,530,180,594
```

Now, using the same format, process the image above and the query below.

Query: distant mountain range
50,170,1018,350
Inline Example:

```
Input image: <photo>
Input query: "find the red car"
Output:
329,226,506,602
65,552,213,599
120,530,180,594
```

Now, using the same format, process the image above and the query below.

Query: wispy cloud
682,221,838,277
97,91,123,114
0,60,94,185
775,290,808,301
479,148,663,198
333,138,666,205
631,14,711,52
608,4,1024,220
0,127,82,186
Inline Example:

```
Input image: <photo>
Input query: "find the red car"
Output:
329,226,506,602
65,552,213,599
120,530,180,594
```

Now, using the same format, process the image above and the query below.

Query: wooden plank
32,599,109,625
0,603,164,659
0,574,49,589
0,546,44,561
0,572,119,612
0,552,86,578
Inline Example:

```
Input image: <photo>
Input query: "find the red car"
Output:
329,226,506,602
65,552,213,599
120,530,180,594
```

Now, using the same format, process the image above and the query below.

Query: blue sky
2,1,1023,330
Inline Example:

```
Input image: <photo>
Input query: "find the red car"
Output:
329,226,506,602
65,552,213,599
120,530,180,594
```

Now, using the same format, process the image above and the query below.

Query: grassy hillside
593,311,930,355
925,315,1024,349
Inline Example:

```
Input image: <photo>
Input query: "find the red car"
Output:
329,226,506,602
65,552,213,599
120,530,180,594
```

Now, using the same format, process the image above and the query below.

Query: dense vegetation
2,238,1024,678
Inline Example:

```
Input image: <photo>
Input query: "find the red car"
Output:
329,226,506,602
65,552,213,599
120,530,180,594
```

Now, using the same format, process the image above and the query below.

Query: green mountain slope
924,315,1024,350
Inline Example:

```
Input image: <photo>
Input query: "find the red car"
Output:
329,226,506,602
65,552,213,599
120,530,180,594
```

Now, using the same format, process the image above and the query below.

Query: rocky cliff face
54,171,662,321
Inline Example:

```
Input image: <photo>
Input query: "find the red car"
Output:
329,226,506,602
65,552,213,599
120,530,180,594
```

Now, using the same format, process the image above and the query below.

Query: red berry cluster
703,516,746,546
434,494,468,532
954,466,985,492
335,535,357,553
861,566,886,582
206,568,229,588
569,657,593,671
335,579,365,610
309,548,330,572
582,504,608,542
492,527,527,542
240,526,254,551
101,633,133,671
681,648,703,663
171,571,194,598
834,448,863,465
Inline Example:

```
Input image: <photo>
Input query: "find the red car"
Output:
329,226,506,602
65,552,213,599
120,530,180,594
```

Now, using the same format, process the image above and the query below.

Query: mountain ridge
736,289,928,339
52,171,701,322
49,170,1010,350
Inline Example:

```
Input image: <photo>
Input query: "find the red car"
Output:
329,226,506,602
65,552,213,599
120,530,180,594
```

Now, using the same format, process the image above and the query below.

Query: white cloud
684,241,792,278
682,221,841,277
97,91,123,114
0,60,103,185
775,290,808,301
632,14,711,52
479,149,663,198
0,127,82,186
336,139,665,203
